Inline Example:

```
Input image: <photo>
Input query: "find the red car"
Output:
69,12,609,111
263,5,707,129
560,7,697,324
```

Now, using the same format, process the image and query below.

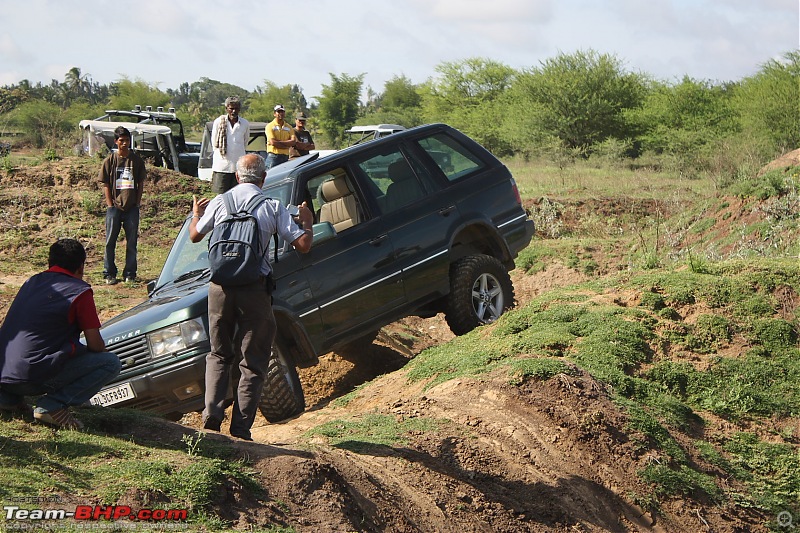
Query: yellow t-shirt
266,119,295,155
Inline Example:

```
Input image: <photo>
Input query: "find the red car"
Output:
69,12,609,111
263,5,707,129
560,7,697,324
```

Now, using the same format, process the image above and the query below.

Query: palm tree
64,67,92,102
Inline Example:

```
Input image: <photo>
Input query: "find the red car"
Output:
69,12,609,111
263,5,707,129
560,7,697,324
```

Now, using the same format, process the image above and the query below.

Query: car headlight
147,317,208,358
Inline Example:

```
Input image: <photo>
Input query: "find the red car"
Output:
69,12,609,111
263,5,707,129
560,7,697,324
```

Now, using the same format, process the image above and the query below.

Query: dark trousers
204,280,274,435
104,205,139,279
0,351,121,413
211,172,236,194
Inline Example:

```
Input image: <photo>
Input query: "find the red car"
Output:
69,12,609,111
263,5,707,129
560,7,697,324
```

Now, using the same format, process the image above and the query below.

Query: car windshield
154,217,211,289
154,189,291,290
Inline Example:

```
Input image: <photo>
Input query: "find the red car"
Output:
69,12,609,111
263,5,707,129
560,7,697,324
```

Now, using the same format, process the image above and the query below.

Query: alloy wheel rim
471,273,504,323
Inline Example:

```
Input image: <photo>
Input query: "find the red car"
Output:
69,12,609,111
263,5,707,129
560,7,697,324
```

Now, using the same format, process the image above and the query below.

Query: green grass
504,155,714,201
303,413,441,452
0,408,262,531
400,256,800,519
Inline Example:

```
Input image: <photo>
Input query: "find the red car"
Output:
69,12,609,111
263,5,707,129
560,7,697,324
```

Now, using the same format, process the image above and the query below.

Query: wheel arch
272,309,319,368
448,219,515,270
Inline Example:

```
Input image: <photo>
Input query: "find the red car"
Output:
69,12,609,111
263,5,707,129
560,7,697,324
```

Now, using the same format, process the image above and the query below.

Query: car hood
100,278,210,340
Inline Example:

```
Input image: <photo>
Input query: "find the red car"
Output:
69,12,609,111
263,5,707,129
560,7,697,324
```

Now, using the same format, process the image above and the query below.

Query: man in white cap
265,104,296,170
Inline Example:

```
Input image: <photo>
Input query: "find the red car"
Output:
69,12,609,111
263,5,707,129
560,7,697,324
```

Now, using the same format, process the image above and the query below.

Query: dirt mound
166,268,763,532
758,147,800,175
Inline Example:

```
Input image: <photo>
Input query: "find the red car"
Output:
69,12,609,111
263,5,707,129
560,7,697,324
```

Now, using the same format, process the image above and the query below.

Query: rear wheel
258,339,305,422
445,255,514,336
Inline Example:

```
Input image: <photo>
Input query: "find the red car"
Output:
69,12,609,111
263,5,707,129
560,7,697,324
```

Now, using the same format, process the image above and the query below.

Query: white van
344,124,406,145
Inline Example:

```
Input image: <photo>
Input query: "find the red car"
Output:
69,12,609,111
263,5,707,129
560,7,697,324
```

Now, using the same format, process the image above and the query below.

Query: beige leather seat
319,176,360,232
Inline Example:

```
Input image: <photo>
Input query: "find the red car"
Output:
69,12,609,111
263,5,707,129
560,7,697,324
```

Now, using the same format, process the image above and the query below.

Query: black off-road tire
258,340,305,423
445,255,514,336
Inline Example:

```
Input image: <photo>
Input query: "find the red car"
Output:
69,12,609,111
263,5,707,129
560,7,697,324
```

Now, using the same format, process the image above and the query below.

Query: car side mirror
312,222,336,245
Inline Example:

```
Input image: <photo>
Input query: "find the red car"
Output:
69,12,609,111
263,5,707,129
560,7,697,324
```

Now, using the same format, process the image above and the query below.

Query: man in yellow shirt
265,104,296,170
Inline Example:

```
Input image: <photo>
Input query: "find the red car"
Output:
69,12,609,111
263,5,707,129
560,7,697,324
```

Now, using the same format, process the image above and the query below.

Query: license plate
90,382,136,407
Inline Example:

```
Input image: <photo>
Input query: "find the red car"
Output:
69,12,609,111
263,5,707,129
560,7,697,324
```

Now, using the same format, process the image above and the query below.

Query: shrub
750,318,797,354
685,314,731,354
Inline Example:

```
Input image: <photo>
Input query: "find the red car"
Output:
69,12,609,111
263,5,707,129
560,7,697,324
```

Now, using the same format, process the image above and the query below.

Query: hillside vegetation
0,146,798,531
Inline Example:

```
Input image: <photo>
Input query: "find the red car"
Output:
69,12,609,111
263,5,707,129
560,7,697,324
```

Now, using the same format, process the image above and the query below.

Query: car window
416,133,485,182
308,167,364,233
247,132,267,153
354,149,428,214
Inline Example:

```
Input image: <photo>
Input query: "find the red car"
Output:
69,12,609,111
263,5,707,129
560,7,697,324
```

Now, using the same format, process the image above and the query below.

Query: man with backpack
189,153,313,440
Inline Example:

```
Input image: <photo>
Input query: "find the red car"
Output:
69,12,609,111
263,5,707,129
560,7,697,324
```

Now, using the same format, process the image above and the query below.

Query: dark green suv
91,124,535,422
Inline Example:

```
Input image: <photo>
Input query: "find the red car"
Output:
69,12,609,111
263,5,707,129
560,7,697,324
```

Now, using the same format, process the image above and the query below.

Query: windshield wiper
151,268,210,293
173,268,210,283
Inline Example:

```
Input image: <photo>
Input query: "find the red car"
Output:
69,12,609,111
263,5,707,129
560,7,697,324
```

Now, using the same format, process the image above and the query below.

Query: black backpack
207,192,268,286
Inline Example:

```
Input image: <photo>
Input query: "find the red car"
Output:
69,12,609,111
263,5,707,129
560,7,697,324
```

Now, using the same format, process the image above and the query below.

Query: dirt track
167,268,764,532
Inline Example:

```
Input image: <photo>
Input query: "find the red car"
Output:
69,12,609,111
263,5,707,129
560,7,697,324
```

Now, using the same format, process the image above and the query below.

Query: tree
250,82,308,122
627,76,736,159
730,50,800,158
509,50,646,156
0,86,30,115
9,100,73,148
108,78,170,113
382,75,421,110
184,78,250,130
167,82,192,108
420,58,516,154
315,73,364,147
64,67,92,103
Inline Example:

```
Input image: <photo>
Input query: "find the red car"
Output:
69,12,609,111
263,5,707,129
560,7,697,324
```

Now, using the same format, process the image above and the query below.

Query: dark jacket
0,271,90,384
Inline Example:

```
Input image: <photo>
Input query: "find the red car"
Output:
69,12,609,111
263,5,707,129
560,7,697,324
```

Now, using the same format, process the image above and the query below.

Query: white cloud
0,71,22,86
411,0,553,23
0,34,30,63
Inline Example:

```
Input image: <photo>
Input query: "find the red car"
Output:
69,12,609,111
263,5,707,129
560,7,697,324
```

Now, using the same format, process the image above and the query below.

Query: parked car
94,106,200,176
344,124,406,145
78,120,180,170
90,123,535,423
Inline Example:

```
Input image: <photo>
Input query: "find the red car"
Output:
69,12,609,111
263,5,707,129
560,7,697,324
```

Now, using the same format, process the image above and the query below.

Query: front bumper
99,352,208,418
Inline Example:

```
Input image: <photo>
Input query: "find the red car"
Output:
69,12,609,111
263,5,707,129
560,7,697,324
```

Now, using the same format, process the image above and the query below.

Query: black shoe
230,431,253,441
202,415,222,432
124,276,137,283
104,276,118,285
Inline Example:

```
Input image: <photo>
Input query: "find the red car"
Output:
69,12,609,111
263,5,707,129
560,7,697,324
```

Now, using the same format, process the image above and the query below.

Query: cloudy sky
1,0,797,104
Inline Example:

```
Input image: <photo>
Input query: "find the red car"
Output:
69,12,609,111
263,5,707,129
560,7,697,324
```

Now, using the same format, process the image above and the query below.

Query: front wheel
258,338,305,423
445,255,514,336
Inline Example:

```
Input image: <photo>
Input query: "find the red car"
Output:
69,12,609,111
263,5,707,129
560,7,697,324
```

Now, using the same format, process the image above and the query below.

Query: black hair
48,238,86,272
114,126,131,140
